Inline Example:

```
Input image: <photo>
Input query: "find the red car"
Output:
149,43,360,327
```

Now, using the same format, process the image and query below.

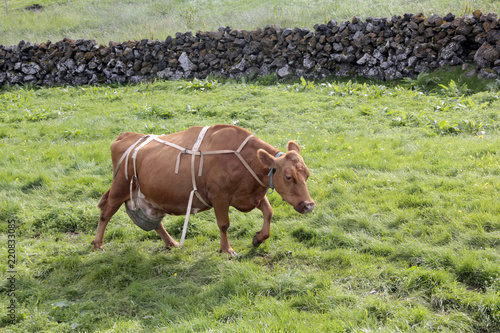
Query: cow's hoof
91,240,105,252
252,234,262,247
218,248,237,256
165,241,180,249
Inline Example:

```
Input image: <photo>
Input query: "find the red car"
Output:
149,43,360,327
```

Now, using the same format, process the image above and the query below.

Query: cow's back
109,125,261,215
110,127,206,168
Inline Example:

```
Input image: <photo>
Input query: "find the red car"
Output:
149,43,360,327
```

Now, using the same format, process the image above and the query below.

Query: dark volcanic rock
1,12,499,86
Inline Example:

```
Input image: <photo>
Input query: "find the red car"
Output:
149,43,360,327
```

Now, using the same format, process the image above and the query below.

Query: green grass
0,71,500,331
1,0,500,46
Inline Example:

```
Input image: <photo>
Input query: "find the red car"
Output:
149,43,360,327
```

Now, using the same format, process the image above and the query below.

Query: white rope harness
113,126,269,246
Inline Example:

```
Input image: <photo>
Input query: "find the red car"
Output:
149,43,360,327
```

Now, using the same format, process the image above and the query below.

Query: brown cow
92,124,315,254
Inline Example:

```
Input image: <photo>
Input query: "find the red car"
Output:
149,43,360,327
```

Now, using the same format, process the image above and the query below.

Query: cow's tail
98,190,110,209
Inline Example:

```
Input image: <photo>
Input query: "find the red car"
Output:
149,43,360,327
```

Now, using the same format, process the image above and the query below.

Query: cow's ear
287,141,300,154
257,149,276,169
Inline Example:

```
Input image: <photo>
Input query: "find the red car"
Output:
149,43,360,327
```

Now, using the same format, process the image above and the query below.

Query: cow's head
258,141,315,214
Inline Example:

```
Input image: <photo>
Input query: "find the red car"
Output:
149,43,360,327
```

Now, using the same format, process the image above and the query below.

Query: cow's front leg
213,203,236,254
253,196,274,247
155,222,180,249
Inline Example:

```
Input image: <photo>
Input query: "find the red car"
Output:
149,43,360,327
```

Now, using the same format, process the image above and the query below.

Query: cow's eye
285,175,292,182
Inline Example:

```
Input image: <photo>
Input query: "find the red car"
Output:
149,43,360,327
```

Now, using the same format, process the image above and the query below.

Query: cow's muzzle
294,201,315,214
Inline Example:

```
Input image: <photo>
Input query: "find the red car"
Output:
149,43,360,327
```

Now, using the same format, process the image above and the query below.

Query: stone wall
1,10,499,86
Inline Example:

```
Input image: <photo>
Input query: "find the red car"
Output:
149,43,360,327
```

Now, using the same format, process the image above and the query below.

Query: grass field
1,0,500,332
1,0,500,46
0,70,499,332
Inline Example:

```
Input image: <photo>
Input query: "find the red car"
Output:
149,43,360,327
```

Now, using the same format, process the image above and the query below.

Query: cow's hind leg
253,196,274,247
91,188,126,251
155,222,180,249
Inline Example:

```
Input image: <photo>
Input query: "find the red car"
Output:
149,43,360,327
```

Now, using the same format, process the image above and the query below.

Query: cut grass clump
20,175,48,193
0,200,21,228
32,205,99,233
291,226,357,249
454,254,500,291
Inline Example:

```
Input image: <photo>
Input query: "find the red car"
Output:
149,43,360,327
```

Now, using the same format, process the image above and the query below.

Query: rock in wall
0,11,499,86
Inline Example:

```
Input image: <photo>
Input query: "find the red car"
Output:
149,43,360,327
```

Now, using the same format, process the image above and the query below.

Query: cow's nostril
304,202,315,213
295,201,315,214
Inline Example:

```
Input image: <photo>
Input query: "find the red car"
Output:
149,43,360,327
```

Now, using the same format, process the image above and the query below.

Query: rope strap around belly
180,126,210,246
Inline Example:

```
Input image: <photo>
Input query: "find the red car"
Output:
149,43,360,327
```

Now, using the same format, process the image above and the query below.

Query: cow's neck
251,139,282,190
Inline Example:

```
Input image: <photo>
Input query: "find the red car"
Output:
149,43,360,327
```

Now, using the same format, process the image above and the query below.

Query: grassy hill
0,0,499,46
